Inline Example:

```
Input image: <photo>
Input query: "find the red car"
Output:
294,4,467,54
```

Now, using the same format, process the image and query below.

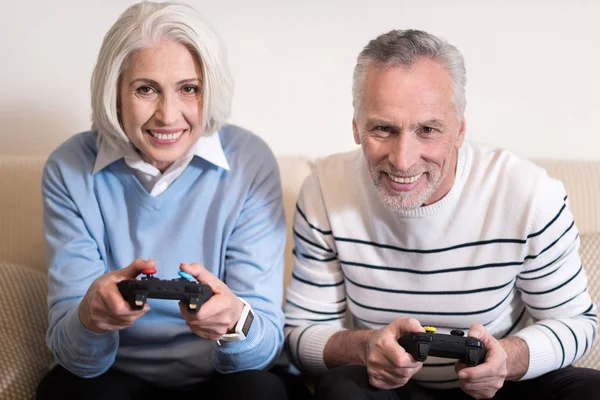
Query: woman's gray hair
352,29,466,119
91,1,234,149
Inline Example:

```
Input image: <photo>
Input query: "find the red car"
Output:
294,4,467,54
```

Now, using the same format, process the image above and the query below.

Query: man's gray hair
352,29,466,118
91,1,234,149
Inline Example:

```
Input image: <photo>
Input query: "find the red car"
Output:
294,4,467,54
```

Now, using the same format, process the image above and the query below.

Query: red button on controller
142,268,157,275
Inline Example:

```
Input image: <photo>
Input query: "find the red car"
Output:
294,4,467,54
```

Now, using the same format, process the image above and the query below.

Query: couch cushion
574,234,600,369
0,263,51,400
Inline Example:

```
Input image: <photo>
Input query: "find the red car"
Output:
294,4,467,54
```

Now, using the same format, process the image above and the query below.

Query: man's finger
383,340,421,369
393,317,425,339
467,323,494,348
457,362,494,381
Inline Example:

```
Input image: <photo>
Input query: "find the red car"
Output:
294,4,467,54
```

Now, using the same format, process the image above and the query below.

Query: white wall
1,0,599,160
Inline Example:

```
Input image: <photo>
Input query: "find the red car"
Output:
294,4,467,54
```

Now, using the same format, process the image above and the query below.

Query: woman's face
119,39,204,172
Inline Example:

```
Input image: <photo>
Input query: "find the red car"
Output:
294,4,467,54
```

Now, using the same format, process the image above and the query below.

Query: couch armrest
0,262,51,400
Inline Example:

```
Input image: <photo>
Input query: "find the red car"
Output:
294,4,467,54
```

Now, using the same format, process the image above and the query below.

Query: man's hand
78,258,153,334
178,263,244,340
365,318,426,389
455,323,508,399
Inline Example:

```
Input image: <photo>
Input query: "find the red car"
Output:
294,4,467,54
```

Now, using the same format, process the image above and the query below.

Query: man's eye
376,126,392,133
420,126,435,134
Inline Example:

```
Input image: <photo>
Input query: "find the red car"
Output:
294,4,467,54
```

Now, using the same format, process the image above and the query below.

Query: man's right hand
78,258,153,334
364,318,426,389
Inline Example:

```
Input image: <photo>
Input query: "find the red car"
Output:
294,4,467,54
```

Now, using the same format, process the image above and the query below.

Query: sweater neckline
111,158,206,209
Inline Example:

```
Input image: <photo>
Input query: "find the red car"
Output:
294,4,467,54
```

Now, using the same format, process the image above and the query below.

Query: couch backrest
0,156,315,279
0,156,46,272
534,159,600,236
1,156,599,275
275,156,313,289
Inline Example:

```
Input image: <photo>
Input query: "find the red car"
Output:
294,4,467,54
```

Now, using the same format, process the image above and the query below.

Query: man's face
353,58,466,212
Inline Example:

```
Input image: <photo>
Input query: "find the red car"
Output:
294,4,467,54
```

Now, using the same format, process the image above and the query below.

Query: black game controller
398,327,487,367
117,268,213,314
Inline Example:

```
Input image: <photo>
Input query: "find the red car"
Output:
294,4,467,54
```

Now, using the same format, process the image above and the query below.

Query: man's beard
369,162,443,212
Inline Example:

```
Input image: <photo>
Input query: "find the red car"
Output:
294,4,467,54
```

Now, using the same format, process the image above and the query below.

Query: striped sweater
284,141,598,388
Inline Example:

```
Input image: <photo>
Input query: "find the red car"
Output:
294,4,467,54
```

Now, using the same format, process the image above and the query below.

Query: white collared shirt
93,133,230,196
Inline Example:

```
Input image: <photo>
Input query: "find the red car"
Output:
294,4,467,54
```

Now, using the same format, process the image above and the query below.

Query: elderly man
284,29,599,400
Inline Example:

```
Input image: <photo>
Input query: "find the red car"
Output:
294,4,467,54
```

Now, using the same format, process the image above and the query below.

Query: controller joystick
178,271,195,281
141,267,157,276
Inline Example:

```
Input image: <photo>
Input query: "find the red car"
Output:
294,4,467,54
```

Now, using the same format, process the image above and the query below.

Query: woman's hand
78,258,154,334
178,263,244,340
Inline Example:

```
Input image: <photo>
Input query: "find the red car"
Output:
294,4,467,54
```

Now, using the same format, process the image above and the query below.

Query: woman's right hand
78,258,154,334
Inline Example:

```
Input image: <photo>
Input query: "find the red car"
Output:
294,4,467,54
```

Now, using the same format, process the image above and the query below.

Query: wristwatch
219,298,254,342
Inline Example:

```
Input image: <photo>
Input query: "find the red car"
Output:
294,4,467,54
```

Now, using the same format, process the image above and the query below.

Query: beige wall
1,0,599,160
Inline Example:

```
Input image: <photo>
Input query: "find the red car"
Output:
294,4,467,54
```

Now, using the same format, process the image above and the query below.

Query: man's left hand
455,323,508,399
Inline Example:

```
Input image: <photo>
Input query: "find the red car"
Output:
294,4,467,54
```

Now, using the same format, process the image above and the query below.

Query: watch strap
219,298,253,342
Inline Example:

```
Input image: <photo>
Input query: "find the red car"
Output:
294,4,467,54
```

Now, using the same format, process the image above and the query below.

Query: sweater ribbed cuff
66,307,117,351
298,325,344,375
513,326,559,380
55,307,118,377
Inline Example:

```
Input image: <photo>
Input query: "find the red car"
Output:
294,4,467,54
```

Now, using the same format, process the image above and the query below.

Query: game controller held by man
358,318,507,398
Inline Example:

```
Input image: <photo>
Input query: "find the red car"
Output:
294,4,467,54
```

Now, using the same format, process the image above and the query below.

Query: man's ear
353,119,361,144
455,117,466,149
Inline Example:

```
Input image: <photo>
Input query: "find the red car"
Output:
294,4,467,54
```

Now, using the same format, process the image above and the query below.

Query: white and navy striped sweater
284,142,598,388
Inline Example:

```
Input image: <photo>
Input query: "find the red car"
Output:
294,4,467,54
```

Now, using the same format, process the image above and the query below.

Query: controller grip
398,332,487,367
398,333,429,361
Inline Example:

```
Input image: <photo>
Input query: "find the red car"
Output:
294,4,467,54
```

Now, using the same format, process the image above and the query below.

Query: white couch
1,155,598,399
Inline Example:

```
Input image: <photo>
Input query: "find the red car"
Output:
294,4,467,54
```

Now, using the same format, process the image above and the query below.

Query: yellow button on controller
424,326,437,333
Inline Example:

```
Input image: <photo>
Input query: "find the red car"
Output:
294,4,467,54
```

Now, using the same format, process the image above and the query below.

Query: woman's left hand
178,263,245,340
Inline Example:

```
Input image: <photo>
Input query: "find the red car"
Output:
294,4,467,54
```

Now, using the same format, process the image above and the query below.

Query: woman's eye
182,85,199,95
136,86,155,95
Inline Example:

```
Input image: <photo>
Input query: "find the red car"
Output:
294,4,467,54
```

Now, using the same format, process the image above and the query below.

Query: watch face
242,309,254,336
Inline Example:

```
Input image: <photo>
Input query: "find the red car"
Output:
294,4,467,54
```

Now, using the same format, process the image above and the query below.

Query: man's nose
388,132,419,172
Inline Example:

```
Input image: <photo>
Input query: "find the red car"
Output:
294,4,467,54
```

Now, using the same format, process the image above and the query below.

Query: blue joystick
178,271,195,282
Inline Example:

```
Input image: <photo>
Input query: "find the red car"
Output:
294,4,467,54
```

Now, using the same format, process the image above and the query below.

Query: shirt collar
93,131,230,174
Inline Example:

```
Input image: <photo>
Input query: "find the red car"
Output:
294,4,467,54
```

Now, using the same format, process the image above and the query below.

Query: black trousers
314,365,600,400
37,365,311,400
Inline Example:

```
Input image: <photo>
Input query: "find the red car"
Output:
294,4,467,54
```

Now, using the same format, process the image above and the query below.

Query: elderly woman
36,2,298,399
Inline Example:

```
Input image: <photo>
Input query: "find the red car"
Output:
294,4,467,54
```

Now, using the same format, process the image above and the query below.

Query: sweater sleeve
42,156,118,378
514,174,598,380
283,170,347,375
212,139,287,373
